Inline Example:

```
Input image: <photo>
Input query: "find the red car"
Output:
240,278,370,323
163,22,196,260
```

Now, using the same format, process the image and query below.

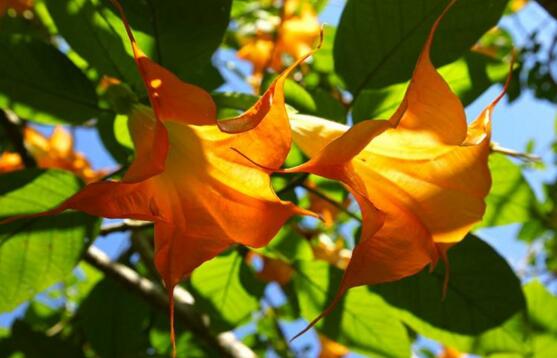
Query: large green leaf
0,34,101,124
293,261,411,357
0,169,99,312
189,250,264,332
0,169,80,217
352,51,510,122
254,225,314,263
78,278,151,358
524,281,557,357
150,313,219,357
334,0,508,95
478,154,537,228
45,0,231,90
373,235,528,355
43,0,143,90
524,281,557,334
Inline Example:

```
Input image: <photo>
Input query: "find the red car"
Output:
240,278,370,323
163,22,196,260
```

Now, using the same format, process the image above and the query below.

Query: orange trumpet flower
0,126,105,183
286,0,511,336
2,1,318,352
237,0,320,90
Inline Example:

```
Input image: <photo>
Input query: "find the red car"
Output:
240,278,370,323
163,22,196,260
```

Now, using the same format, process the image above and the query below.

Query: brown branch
83,246,256,358
0,110,36,167
100,219,153,236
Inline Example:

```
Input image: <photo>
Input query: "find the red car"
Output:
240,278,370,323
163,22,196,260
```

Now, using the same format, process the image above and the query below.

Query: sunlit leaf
189,250,264,332
479,154,537,228
293,260,411,357
0,170,99,312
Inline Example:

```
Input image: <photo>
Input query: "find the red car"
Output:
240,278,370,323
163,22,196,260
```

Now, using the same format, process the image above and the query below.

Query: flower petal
110,0,216,126
287,0,511,333
122,104,169,182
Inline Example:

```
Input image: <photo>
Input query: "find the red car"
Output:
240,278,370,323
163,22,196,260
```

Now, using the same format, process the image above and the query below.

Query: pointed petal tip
0,206,66,225
217,30,323,134
291,204,321,220
167,285,177,358
290,285,347,341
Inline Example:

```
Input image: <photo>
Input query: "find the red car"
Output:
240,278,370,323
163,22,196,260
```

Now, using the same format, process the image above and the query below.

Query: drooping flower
237,0,320,90
0,126,105,183
286,0,512,334
312,234,351,270
2,0,318,352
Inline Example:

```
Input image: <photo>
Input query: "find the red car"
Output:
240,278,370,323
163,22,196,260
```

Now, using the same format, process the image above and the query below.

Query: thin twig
300,183,361,222
83,246,256,358
490,142,542,162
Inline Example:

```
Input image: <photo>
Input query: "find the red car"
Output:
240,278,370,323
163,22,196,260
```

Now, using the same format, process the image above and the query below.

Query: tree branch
100,219,153,236
83,246,256,358
0,110,36,167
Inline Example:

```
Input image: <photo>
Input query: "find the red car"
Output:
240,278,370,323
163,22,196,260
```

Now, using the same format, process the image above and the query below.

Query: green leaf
311,88,347,123
479,154,537,228
253,224,314,263
4,320,84,358
189,250,264,332
519,281,557,357
293,261,411,357
352,52,510,122
284,79,317,113
524,281,557,334
150,313,219,357
44,0,143,90
0,169,81,217
96,112,133,165
45,0,231,90
142,0,230,89
374,235,528,355
0,169,99,312
78,278,151,358
334,0,508,94
312,25,336,74
22,300,62,331
212,92,258,111
0,34,101,125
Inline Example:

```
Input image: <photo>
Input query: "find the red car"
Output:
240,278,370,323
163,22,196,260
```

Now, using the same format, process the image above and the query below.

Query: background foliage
0,0,557,357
